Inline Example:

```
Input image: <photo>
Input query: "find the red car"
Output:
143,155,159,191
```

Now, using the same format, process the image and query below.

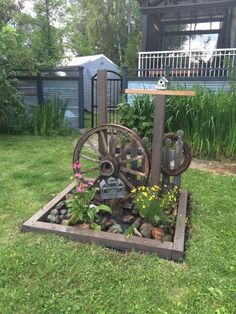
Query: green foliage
132,185,178,225
29,0,68,69
32,97,67,135
118,87,236,159
0,25,29,134
67,162,112,227
117,94,155,143
69,0,141,66
166,86,236,159
0,135,236,313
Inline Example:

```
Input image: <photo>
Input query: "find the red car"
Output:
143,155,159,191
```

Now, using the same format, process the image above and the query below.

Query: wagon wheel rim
73,124,150,195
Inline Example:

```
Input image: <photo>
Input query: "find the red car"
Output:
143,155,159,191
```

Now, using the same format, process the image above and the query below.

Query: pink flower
75,173,83,179
72,161,81,169
76,183,85,193
87,181,94,186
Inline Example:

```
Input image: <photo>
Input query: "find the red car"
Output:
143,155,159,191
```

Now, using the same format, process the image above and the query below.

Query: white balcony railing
138,48,236,78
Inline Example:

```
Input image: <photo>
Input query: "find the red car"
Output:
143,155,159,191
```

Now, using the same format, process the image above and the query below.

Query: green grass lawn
0,135,235,314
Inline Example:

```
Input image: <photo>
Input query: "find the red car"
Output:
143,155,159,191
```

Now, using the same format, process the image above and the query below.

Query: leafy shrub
117,87,236,159
117,94,155,143
32,97,68,135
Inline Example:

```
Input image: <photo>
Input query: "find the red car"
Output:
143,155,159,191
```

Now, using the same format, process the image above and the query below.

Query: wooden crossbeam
125,89,195,96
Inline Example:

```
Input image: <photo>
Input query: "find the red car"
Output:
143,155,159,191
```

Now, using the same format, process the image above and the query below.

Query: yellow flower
142,192,148,197
142,205,146,209
131,188,136,193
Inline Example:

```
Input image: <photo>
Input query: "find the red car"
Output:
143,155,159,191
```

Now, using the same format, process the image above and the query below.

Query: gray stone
123,202,134,210
108,224,122,234
56,201,65,210
50,208,59,216
50,215,61,224
60,209,67,215
65,213,71,219
47,214,53,222
61,220,68,226
134,227,142,237
140,223,153,238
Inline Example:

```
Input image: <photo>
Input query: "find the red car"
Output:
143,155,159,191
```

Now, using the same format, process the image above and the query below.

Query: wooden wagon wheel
161,132,192,176
73,124,150,194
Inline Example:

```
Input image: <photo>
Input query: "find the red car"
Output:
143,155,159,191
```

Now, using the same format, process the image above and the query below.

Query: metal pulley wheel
161,132,191,176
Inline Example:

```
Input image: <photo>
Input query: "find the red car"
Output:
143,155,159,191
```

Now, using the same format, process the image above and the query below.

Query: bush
117,87,236,160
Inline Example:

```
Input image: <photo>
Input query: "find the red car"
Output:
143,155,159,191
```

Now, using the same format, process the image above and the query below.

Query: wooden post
151,95,166,185
97,70,107,125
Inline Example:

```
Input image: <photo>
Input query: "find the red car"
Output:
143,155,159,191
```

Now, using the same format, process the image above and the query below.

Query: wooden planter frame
22,181,188,261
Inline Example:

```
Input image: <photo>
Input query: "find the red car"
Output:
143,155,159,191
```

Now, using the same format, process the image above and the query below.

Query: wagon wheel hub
99,156,119,177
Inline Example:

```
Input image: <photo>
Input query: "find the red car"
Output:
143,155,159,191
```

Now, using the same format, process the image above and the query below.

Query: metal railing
138,48,236,78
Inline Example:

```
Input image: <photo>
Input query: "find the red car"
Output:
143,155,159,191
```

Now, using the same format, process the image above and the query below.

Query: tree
69,0,141,67
0,25,27,133
29,0,69,69
0,0,23,28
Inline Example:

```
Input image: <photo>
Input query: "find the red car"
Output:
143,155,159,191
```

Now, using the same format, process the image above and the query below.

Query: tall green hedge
117,86,236,160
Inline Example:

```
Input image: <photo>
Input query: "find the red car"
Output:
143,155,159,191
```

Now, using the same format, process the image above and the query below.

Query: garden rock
108,224,122,234
122,215,135,224
78,223,91,229
61,220,68,226
151,227,164,240
101,217,114,230
140,223,153,238
60,209,67,215
56,201,65,210
65,213,71,219
50,208,59,216
163,234,173,242
123,202,134,210
50,215,61,224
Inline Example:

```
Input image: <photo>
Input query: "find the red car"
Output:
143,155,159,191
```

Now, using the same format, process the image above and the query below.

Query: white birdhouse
156,77,169,90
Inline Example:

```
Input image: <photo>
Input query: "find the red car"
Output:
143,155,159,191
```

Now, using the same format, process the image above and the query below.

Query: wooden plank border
22,184,188,261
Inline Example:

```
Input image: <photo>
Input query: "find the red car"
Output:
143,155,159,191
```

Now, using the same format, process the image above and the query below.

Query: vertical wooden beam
141,14,148,51
151,95,166,185
97,70,107,125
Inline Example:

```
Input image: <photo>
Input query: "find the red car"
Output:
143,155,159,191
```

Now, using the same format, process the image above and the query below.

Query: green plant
117,94,155,145
32,97,67,135
132,185,178,225
66,161,112,229
118,86,236,160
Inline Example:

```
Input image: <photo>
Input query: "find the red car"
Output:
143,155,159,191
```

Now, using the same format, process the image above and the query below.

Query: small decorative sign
100,177,125,200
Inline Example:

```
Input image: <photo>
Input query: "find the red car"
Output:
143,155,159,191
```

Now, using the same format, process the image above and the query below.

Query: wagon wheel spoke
99,130,109,155
118,173,136,190
81,167,98,174
80,154,99,163
87,138,102,157
120,167,146,177
120,155,143,164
